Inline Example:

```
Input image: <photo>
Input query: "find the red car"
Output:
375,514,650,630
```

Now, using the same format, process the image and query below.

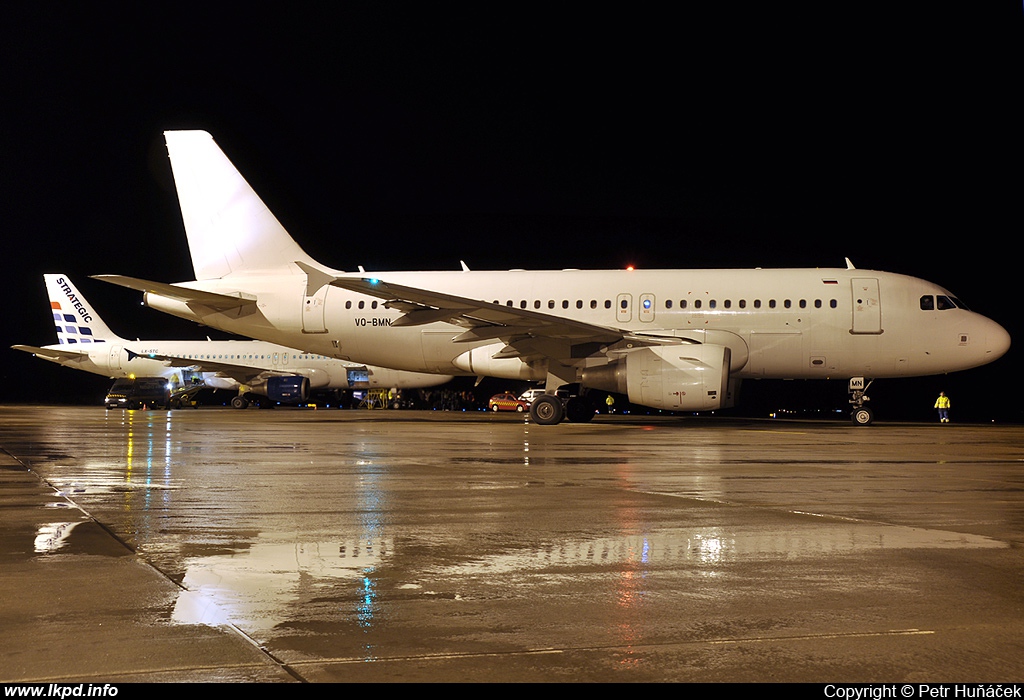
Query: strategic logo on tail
44,274,120,345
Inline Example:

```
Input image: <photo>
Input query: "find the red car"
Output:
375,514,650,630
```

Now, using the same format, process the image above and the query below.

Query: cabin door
851,278,882,334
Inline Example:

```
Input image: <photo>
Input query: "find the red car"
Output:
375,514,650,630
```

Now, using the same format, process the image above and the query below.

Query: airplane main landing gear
529,394,595,425
848,377,875,426
564,397,595,423
529,394,563,425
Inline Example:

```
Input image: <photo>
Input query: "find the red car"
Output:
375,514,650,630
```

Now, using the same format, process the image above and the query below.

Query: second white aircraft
96,131,1011,424
14,274,451,408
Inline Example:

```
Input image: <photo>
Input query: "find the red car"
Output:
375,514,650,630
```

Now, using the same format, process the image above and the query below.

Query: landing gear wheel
530,395,564,425
565,397,595,423
851,407,874,426
231,396,250,410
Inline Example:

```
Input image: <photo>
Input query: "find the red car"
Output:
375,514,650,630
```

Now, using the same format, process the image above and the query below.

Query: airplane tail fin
43,274,123,345
163,130,319,281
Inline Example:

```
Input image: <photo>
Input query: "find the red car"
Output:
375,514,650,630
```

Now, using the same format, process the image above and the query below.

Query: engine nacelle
581,344,731,412
205,376,240,390
267,376,310,403
452,342,546,381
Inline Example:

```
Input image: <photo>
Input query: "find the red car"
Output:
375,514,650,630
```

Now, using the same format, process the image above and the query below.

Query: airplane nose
984,318,1011,362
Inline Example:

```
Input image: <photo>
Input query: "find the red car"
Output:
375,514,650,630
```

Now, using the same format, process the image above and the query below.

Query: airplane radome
95,130,1011,425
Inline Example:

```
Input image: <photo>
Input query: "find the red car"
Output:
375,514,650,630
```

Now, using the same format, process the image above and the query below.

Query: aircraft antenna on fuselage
845,257,856,269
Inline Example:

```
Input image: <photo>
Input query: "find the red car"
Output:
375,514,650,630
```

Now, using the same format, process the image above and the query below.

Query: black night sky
2,5,1020,421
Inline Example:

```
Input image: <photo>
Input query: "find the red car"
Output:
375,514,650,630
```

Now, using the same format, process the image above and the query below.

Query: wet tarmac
1,405,1023,683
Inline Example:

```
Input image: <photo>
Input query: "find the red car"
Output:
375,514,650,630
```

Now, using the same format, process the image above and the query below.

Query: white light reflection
172,537,393,632
34,521,83,552
434,523,1006,578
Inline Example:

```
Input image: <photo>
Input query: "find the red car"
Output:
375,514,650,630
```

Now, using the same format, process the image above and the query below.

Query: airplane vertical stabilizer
163,130,318,280
44,274,123,344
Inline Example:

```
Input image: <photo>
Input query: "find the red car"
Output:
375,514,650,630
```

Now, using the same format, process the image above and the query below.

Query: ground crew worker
605,394,615,414
934,391,951,423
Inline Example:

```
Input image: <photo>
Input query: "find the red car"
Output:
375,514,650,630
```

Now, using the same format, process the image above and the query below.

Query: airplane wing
91,275,258,314
328,276,624,341
320,273,684,365
11,344,91,363
128,350,297,385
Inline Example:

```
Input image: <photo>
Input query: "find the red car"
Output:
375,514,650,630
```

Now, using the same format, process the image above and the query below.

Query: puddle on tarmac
34,521,84,552
166,518,1005,633
432,522,1006,577
171,537,392,630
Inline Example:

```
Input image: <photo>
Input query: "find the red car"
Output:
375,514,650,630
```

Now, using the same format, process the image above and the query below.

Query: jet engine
581,344,731,412
266,376,310,403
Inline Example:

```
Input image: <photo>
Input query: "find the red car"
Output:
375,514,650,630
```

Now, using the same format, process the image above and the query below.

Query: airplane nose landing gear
849,377,875,425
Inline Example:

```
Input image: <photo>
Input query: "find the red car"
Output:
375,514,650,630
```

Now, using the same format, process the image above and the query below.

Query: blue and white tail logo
43,274,119,345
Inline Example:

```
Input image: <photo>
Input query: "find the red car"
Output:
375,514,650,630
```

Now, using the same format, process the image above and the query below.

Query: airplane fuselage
145,266,1009,384
25,337,450,391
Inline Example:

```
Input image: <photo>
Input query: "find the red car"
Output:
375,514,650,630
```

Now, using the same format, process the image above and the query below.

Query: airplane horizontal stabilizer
92,275,257,313
11,344,90,363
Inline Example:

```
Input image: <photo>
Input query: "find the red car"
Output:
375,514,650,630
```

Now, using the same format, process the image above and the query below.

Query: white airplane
13,274,452,408
96,130,1011,425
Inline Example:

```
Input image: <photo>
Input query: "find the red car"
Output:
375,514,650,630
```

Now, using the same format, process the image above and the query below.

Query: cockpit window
922,294,970,311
